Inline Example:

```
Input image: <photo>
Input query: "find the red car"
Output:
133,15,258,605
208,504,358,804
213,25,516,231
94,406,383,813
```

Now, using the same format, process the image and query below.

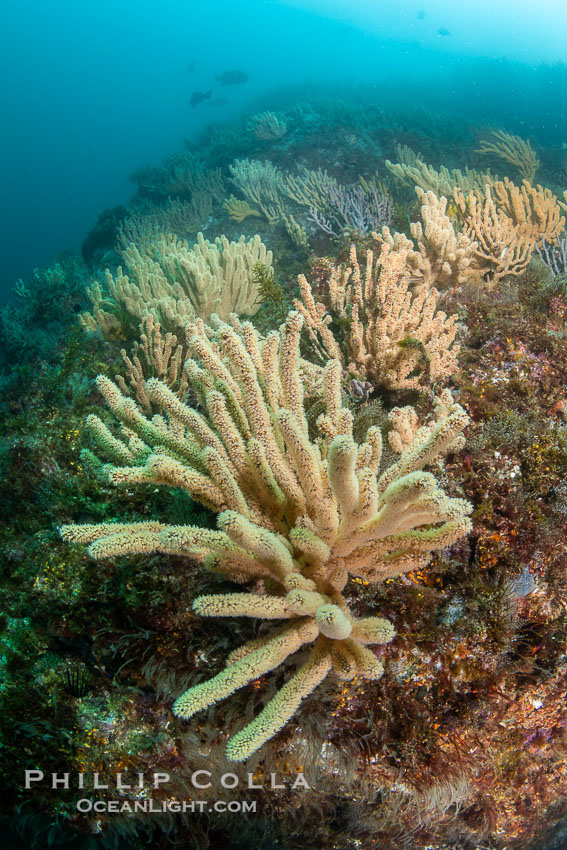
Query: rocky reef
2,88,567,850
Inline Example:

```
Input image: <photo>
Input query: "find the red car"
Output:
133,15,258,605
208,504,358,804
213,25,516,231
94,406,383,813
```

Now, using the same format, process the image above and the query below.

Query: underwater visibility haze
2,1,567,848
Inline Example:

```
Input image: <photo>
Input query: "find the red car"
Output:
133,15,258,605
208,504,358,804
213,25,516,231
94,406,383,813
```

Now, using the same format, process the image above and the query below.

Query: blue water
1,0,567,294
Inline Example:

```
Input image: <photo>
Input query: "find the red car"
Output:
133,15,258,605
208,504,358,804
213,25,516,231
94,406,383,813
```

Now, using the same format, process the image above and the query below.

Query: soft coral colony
60,292,472,760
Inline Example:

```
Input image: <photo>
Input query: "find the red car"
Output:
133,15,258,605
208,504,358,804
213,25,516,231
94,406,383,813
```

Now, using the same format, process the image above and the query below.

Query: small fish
417,9,426,20
186,60,196,75
216,70,249,86
437,27,451,36
190,90,212,108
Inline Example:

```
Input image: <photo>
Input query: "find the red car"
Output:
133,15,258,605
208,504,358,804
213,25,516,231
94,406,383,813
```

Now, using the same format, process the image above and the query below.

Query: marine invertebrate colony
476,129,540,183
381,188,486,289
453,178,565,281
296,241,460,390
60,311,472,761
382,179,565,288
116,314,188,414
80,232,271,338
246,111,288,141
228,159,285,224
117,193,214,249
385,152,491,197
283,167,392,237
306,178,392,237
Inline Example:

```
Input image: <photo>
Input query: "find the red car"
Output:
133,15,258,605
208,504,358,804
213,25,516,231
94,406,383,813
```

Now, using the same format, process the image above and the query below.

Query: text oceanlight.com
76,799,257,813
